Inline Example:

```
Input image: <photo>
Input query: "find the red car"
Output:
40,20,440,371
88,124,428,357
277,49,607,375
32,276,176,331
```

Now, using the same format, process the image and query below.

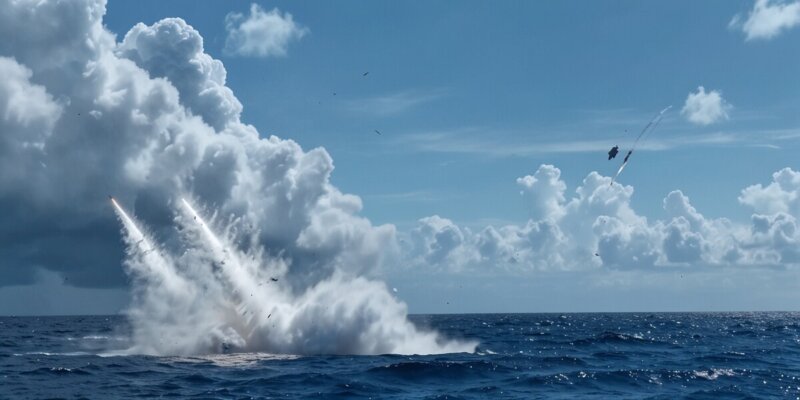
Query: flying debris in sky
607,145,619,160
606,129,628,160
362,71,369,76
610,106,672,185
374,129,382,135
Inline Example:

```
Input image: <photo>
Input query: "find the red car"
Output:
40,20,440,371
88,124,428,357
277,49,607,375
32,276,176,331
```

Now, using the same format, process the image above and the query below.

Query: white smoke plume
0,0,474,355
112,198,473,355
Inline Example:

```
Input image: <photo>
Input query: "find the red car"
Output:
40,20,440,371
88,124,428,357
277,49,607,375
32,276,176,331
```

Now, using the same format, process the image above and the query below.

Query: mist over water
111,198,476,356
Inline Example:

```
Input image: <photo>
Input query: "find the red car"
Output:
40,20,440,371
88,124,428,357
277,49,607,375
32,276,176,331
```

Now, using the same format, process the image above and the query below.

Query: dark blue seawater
2,313,800,399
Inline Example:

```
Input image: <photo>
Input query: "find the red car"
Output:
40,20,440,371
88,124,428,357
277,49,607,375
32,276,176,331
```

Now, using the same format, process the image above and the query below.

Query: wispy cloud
345,89,447,117
391,126,788,157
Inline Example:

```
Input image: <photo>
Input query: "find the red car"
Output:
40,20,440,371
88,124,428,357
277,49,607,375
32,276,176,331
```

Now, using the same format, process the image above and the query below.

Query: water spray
109,196,476,356
178,198,275,340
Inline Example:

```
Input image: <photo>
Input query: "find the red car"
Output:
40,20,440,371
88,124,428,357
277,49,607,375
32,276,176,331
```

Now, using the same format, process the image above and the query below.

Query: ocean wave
539,355,588,366
167,352,300,367
692,368,736,381
13,351,93,357
21,366,92,376
367,360,510,381
571,331,656,346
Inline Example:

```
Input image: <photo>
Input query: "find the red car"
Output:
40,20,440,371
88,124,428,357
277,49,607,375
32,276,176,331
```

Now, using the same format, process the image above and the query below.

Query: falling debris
270,277,278,282
374,129,382,135
362,71,369,77
594,253,600,257
607,145,619,160
610,106,672,185
606,129,629,160
267,313,272,319
392,287,398,293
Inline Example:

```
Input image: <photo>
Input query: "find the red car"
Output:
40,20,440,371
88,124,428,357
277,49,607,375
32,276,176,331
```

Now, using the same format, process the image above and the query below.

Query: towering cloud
118,18,243,131
0,0,480,356
0,0,394,292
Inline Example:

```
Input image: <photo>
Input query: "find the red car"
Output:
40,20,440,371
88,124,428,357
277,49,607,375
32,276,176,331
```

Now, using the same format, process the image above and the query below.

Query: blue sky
105,0,800,226
2,0,800,315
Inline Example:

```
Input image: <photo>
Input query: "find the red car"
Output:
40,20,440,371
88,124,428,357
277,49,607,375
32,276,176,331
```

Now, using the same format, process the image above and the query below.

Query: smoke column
112,198,477,356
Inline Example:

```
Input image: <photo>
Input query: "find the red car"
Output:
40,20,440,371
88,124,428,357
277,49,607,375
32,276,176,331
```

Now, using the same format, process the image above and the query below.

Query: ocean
2,312,799,399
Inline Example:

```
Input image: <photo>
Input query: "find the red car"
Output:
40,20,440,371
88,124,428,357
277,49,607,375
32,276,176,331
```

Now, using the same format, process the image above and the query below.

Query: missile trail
110,196,474,356
610,105,672,185
110,197,146,244
110,197,185,292
179,198,270,331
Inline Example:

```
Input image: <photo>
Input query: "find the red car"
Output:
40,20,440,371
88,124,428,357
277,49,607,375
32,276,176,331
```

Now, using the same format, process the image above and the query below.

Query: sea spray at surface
112,198,477,356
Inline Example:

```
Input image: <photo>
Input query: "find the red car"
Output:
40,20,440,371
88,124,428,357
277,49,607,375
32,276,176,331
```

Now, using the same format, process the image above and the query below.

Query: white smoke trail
611,105,673,184
111,198,183,292
112,198,477,356
112,197,240,355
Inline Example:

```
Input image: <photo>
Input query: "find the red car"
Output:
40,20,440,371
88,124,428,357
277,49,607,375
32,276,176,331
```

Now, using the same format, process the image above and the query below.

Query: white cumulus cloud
731,0,800,41
224,4,308,58
681,86,732,126
118,18,243,131
739,167,800,215
403,165,800,272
